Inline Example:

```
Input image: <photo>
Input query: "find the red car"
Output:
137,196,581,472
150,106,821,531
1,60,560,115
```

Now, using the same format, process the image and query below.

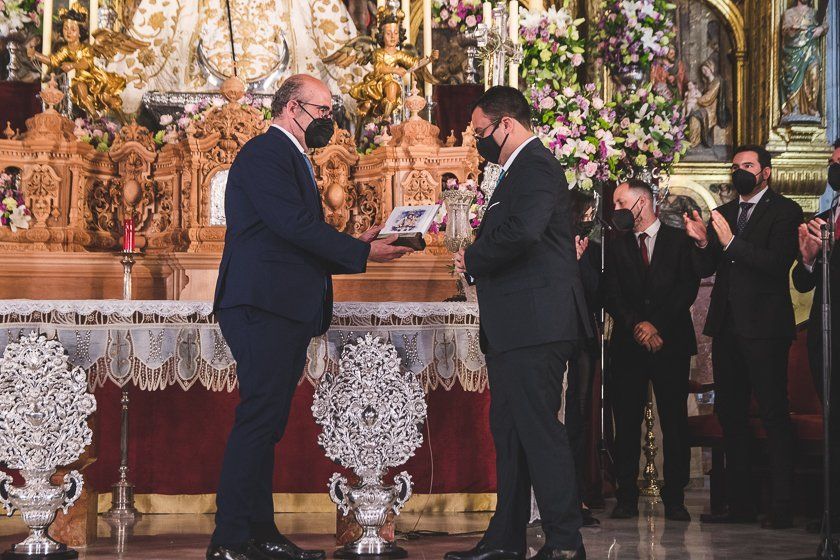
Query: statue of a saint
26,3,147,121
325,5,438,129
780,0,828,120
685,59,730,149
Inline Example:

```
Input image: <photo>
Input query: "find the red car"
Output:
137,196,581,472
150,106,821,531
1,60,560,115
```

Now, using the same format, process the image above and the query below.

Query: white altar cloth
0,300,486,393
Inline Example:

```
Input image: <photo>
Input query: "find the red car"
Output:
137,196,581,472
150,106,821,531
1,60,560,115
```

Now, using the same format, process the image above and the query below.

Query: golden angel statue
325,4,438,128
26,3,147,121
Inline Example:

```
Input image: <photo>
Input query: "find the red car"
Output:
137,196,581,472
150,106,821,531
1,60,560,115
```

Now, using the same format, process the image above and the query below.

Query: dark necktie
736,202,754,235
638,232,649,267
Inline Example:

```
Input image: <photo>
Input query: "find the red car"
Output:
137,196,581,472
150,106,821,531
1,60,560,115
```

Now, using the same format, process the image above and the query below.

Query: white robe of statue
108,0,365,112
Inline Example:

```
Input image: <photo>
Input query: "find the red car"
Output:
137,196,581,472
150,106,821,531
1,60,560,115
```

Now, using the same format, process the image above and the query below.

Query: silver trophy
0,333,97,560
312,334,427,558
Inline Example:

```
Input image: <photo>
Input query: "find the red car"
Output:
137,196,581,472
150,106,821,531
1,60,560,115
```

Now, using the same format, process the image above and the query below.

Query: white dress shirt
271,123,305,154
635,218,661,258
501,135,539,172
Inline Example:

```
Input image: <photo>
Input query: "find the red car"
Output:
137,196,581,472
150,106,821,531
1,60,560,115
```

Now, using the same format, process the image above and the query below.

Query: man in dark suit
684,145,803,529
603,179,699,522
792,138,840,532
209,74,411,560
449,86,589,560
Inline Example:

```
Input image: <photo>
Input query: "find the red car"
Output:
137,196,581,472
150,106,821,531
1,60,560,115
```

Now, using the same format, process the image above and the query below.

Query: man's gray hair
271,76,306,116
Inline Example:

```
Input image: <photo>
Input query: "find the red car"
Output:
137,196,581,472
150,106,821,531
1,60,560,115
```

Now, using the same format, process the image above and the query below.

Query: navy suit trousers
211,305,315,548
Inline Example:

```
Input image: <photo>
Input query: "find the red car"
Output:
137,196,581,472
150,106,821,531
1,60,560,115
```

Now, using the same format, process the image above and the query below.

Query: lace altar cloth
0,300,486,393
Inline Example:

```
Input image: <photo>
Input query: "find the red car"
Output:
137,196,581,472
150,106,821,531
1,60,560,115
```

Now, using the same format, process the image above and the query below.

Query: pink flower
571,53,584,66
440,8,449,18
465,14,476,27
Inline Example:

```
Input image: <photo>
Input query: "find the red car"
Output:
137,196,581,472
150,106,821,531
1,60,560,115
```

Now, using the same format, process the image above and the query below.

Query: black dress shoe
610,503,639,519
207,545,258,560
248,535,327,560
581,507,600,527
527,544,586,560
761,512,794,530
664,504,691,522
700,510,756,524
444,542,523,560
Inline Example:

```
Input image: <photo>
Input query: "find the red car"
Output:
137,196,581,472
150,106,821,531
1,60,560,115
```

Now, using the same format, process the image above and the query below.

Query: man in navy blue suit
208,74,411,560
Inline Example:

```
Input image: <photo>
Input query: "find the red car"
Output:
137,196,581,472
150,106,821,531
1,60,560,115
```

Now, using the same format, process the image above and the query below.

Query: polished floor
0,492,830,560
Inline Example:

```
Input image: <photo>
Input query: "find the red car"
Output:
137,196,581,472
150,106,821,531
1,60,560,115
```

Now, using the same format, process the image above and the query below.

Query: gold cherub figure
27,2,147,122
325,4,438,130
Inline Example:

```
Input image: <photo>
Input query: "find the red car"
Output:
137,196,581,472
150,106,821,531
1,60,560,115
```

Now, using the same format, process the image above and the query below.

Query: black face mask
611,197,642,232
828,163,840,191
731,168,762,196
294,103,334,149
477,120,509,164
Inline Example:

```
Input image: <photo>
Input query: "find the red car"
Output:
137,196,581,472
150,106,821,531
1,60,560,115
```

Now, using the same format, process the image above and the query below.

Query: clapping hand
710,210,734,246
574,235,589,261
799,218,825,266
683,210,708,248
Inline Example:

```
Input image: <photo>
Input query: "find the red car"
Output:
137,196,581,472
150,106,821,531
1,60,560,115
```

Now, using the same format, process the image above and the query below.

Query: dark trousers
808,343,840,511
212,305,314,548
712,327,793,514
609,350,691,507
484,340,582,553
565,342,597,505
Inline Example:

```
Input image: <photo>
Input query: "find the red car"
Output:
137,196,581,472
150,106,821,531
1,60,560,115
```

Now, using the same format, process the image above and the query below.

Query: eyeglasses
297,100,333,119
474,119,501,138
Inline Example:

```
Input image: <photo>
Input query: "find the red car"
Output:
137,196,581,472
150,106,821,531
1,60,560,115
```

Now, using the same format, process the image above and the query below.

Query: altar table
0,300,497,513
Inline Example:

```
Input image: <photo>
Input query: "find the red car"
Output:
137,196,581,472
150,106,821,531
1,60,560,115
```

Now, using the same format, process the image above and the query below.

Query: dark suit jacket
792,208,840,371
464,138,591,354
603,223,700,358
213,126,370,334
692,188,803,339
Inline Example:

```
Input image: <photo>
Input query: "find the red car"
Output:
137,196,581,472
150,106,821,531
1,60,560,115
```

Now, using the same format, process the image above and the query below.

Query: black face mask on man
293,102,334,149
477,120,509,165
731,168,763,196
828,163,840,191
611,196,643,232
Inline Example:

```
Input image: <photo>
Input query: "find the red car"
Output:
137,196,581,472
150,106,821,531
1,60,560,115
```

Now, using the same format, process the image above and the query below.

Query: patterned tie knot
739,202,754,213
638,232,648,243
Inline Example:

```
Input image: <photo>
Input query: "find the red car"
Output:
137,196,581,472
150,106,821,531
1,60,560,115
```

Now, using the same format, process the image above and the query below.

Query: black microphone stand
817,221,840,560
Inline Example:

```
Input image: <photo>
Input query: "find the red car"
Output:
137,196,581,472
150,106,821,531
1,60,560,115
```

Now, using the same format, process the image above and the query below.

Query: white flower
262,98,273,109
8,205,31,233
212,97,225,107
183,103,198,113
159,114,173,126
592,97,604,110
562,86,576,98
583,161,599,177
539,96,556,110
520,8,542,30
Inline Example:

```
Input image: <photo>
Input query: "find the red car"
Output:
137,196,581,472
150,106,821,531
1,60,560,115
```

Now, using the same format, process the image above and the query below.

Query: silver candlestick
104,250,142,524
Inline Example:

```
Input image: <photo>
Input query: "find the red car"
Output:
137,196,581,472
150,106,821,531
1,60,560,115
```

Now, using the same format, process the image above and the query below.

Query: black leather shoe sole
207,545,255,560
443,549,523,560
664,506,691,522
248,542,327,560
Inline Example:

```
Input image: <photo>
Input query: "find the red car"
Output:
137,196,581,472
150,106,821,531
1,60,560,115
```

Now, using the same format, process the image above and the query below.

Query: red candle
123,217,135,252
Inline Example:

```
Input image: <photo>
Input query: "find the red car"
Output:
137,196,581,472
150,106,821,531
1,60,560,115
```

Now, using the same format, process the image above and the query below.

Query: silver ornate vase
442,189,476,253
0,333,97,559
613,64,646,93
312,334,427,558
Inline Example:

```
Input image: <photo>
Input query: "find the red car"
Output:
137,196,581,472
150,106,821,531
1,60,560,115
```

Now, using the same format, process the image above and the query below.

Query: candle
89,0,98,33
402,0,411,43
41,0,53,57
123,217,135,252
508,0,518,88
482,2,492,90
423,0,432,96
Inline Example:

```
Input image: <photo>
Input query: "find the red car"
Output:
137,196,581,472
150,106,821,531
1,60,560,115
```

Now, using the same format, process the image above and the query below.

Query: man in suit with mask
449,86,590,560
792,138,840,532
209,74,411,560
684,145,803,529
604,179,700,522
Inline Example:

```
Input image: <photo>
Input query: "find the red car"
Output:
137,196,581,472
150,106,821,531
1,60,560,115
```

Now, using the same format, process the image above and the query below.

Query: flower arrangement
594,0,675,76
432,0,484,32
0,172,31,232
357,122,389,155
0,0,43,36
429,177,486,234
613,83,687,174
153,95,273,146
530,83,622,191
518,6,585,88
73,117,120,152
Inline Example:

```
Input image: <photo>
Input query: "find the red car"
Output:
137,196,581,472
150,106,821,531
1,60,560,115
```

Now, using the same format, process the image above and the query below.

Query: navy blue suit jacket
213,126,370,334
